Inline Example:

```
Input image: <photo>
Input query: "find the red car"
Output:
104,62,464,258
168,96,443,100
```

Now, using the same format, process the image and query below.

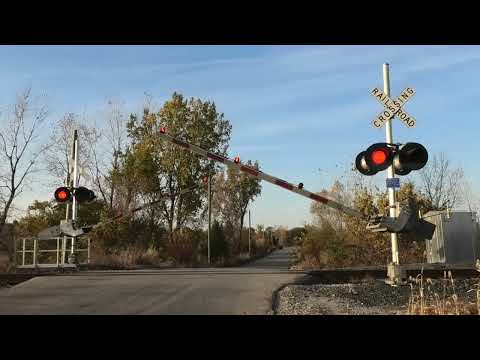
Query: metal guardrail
15,236,90,269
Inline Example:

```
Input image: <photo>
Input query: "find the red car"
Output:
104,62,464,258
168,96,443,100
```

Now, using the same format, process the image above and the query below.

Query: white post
87,238,91,264
248,209,251,257
62,237,66,265
22,238,25,266
13,235,17,267
70,130,79,264
56,238,60,266
64,173,70,266
383,63,400,265
33,239,38,267
207,174,211,265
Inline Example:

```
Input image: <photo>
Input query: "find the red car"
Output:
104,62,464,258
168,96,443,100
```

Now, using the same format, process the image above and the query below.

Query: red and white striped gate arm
158,128,365,220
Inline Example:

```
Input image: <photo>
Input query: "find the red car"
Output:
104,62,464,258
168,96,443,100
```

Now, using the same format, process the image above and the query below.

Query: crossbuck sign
371,87,416,128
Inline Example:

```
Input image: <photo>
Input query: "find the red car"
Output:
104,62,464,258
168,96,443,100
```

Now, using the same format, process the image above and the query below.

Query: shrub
165,229,203,266
90,244,163,268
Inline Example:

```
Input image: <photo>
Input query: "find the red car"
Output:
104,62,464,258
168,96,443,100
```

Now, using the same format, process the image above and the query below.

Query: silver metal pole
207,174,211,265
22,238,25,266
62,237,66,265
65,173,70,264
33,239,37,267
87,238,91,264
70,130,79,264
56,238,60,266
248,209,251,257
383,63,399,265
13,235,17,267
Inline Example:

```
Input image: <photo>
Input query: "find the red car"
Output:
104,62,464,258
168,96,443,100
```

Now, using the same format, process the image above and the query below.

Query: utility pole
383,63,400,265
207,174,211,265
68,130,78,264
248,209,251,257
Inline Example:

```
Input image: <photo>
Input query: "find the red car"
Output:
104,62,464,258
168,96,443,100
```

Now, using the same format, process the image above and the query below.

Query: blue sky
0,45,478,228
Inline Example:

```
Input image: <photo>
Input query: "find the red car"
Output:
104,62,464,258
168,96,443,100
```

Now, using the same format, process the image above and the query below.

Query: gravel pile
275,278,479,315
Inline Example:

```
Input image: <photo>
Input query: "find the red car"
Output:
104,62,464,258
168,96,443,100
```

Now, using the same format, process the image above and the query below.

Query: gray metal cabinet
423,211,479,265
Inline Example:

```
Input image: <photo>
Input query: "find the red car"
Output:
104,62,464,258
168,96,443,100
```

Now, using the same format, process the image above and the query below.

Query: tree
213,162,262,253
462,181,480,222
125,93,232,242
89,99,129,211
310,179,352,231
0,88,49,235
43,112,97,188
208,220,229,263
287,227,305,245
419,152,464,211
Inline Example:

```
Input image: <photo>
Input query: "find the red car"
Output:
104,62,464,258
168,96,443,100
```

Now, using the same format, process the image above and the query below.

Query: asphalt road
0,247,303,315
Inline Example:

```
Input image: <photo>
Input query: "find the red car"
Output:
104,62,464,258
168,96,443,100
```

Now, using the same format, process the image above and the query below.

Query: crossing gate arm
157,129,366,221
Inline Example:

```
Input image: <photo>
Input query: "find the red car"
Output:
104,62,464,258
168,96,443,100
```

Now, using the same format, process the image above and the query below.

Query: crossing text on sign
371,87,416,129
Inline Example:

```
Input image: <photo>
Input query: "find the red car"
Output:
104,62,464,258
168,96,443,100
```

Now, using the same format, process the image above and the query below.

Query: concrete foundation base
386,263,407,286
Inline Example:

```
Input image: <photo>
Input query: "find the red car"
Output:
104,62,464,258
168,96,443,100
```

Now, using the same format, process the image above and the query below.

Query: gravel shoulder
274,279,479,315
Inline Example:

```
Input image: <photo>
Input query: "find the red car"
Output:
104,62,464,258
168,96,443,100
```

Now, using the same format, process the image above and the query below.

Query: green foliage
124,93,232,240
14,199,106,238
301,179,427,269
287,227,306,245
165,228,204,266
211,220,229,261
212,162,262,253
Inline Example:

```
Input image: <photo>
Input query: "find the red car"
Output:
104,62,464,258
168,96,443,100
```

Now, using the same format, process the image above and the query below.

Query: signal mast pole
383,64,400,265
68,130,79,264
207,174,211,265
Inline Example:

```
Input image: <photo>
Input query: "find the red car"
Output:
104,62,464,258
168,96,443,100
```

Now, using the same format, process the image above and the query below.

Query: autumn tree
0,88,49,235
212,162,261,253
125,93,232,242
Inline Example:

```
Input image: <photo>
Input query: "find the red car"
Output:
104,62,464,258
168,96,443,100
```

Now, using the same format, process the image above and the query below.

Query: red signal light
371,148,388,165
57,190,68,200
234,156,240,164
160,127,166,134
54,187,71,203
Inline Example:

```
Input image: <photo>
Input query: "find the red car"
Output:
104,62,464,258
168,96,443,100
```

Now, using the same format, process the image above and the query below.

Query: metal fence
15,236,90,269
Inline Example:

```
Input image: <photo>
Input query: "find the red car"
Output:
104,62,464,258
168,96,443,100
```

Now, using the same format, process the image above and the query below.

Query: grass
407,265,480,315
89,245,168,269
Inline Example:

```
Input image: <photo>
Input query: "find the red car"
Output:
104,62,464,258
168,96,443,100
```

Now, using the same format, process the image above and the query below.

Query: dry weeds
407,264,480,315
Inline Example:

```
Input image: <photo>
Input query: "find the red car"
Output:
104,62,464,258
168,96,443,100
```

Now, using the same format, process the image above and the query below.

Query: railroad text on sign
371,87,416,129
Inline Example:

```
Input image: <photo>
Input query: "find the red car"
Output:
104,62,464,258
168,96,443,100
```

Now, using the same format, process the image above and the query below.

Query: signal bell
355,142,428,176
74,186,96,203
392,142,428,175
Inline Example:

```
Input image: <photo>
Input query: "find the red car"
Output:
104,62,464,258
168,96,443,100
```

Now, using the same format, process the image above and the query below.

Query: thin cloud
243,99,376,138
403,48,480,73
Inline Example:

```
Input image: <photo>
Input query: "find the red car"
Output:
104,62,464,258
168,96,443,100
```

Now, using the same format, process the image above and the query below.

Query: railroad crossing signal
355,142,428,176
371,87,416,128
54,186,96,203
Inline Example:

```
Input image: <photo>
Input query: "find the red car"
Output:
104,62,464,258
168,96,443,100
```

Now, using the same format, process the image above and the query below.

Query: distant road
0,247,304,315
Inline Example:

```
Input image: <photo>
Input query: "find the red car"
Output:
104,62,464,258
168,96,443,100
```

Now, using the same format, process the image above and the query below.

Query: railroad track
1,264,478,288
306,264,479,284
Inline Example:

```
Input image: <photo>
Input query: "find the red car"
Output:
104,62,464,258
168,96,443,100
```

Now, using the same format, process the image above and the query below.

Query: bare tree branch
0,87,49,234
418,152,464,211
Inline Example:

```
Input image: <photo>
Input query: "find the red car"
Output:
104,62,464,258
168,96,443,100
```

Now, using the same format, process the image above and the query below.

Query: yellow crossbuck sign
371,87,416,128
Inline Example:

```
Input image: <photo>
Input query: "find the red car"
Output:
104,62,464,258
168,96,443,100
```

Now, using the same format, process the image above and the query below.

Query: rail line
1,265,478,287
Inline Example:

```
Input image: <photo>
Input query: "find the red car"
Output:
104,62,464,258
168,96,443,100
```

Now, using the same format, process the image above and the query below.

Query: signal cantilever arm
157,129,366,221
